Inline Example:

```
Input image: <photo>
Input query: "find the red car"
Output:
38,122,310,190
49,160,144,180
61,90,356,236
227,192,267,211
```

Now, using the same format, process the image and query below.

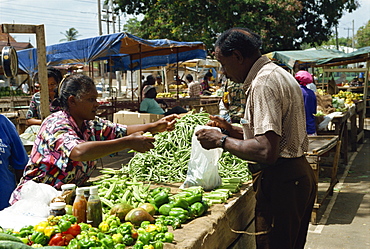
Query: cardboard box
113,111,164,125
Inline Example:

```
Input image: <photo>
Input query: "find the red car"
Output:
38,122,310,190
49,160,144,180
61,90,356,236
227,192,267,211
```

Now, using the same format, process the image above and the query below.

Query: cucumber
0,240,32,249
0,233,23,243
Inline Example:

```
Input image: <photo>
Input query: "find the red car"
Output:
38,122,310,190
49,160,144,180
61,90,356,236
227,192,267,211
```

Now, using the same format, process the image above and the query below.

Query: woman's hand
148,114,180,133
207,115,232,131
127,132,156,153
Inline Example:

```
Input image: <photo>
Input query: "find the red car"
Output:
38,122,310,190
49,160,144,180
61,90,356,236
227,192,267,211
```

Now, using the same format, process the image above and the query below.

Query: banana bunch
157,92,173,98
332,91,363,105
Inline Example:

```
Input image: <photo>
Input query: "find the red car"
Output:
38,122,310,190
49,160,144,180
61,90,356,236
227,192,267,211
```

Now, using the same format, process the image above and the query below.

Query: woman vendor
11,74,178,203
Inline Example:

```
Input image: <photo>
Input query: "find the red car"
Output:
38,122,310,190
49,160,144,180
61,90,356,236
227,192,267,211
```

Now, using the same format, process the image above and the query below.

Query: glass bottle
86,186,102,227
49,202,66,217
73,187,87,223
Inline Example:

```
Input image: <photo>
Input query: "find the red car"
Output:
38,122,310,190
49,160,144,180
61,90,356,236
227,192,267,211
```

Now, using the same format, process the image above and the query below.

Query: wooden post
35,25,49,119
1,23,49,119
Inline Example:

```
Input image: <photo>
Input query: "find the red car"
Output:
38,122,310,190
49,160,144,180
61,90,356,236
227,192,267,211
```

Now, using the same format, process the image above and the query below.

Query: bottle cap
75,187,85,196
89,186,99,194
50,202,66,210
61,184,76,191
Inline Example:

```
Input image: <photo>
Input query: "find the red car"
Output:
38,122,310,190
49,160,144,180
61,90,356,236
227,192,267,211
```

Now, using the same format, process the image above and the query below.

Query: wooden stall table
305,135,340,224
317,111,349,164
200,96,221,105
349,101,365,151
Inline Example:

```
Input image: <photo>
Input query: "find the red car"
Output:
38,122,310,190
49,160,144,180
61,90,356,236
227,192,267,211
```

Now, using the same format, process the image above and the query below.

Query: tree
356,20,370,48
122,17,141,35
60,28,81,42
115,0,359,54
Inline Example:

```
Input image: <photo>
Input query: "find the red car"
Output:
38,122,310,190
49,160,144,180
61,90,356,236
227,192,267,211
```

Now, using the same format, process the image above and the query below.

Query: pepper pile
2,214,80,247
149,186,209,229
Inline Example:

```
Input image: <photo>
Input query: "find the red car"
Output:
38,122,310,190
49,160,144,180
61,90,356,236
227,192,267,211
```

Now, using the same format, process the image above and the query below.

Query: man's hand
195,128,224,150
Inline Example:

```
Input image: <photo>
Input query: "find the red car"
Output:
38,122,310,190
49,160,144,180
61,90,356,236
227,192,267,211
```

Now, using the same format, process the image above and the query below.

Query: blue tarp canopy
17,32,206,75
268,49,346,69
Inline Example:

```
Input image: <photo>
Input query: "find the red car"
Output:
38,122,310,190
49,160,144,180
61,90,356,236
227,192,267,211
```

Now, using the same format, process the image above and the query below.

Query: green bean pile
123,112,252,183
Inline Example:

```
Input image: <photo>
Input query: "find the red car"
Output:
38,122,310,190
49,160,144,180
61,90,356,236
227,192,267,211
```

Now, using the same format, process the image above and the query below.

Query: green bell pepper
164,232,174,243
30,231,48,245
60,214,77,224
137,232,152,245
189,201,207,217
58,219,72,232
171,198,189,209
158,204,173,216
185,193,203,205
100,237,114,248
153,233,166,242
66,238,83,249
112,233,123,244
133,241,145,249
169,207,189,222
151,191,169,207
152,241,164,249
115,244,126,249
122,233,134,246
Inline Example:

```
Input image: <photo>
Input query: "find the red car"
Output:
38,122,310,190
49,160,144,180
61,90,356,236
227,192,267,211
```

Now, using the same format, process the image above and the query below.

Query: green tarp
270,49,345,69
316,46,370,65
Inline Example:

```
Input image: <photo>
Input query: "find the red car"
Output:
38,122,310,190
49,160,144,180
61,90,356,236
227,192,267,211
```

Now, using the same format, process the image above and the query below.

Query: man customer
0,115,28,210
186,74,202,98
195,27,316,249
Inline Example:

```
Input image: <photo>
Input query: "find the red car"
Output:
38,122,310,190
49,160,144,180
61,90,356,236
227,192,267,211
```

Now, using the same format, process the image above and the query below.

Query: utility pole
344,27,353,53
352,20,355,49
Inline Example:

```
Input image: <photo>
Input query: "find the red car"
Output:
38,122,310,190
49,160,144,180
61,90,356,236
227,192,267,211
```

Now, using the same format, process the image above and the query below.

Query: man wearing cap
295,70,317,135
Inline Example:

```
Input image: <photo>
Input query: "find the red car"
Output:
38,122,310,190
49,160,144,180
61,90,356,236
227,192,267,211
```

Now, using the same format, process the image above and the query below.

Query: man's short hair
215,27,262,58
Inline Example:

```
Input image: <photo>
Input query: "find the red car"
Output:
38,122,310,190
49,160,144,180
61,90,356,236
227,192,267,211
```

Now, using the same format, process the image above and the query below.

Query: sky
0,0,369,47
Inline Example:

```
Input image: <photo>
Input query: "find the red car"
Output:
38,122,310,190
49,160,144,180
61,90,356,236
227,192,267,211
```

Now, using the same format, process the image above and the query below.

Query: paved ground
305,131,370,249
92,131,370,249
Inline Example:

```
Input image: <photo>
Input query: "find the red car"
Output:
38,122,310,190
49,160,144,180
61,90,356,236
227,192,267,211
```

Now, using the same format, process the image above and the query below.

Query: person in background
186,74,202,98
11,74,179,203
358,65,365,85
140,85,188,116
195,27,316,249
140,74,156,99
0,114,28,210
201,72,213,95
306,76,317,92
295,70,317,136
155,75,165,93
21,82,29,95
25,67,63,126
220,79,246,123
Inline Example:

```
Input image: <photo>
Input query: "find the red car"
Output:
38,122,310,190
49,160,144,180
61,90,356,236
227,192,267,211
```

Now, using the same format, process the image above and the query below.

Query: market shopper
11,74,179,203
295,70,317,135
195,27,316,249
0,115,28,210
140,85,188,115
220,79,246,123
186,74,202,98
25,67,63,126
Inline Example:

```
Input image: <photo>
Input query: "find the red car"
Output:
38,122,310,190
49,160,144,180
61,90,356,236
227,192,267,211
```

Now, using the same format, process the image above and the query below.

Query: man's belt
248,157,304,174
248,163,270,174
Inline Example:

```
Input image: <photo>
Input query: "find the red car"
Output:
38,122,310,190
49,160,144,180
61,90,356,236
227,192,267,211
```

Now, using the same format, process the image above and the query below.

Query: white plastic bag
180,125,223,191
